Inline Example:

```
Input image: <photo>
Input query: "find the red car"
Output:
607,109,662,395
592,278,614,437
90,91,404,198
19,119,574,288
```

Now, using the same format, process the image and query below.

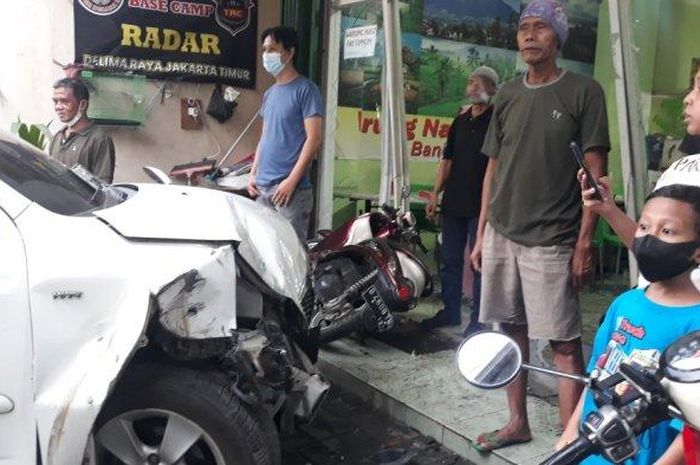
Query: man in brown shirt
49,78,115,183
469,0,609,452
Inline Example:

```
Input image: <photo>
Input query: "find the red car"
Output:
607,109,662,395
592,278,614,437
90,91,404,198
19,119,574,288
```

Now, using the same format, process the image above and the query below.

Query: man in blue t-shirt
247,26,324,241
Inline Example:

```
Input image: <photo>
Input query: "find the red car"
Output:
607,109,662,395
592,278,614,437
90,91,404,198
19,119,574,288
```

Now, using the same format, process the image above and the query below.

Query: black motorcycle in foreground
457,330,700,465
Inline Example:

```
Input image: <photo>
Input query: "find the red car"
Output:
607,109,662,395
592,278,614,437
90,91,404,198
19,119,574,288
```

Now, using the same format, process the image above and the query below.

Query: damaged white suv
0,132,327,465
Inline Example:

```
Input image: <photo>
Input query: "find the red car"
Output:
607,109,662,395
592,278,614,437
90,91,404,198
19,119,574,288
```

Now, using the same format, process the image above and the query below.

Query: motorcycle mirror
143,166,172,185
456,331,522,389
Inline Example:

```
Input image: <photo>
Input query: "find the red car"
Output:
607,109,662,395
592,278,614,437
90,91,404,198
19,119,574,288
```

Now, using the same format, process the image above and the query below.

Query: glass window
0,136,129,216
618,0,699,202
329,1,606,224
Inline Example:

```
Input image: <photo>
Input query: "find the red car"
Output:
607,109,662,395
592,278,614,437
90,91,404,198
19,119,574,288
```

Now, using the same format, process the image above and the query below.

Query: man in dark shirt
421,66,498,335
49,78,115,183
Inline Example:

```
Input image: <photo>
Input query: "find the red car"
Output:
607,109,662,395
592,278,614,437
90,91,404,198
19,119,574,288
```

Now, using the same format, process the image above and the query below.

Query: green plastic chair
592,220,625,276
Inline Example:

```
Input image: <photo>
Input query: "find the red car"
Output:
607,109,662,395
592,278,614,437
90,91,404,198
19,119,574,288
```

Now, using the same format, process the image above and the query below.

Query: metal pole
384,0,398,210
609,0,641,286
379,0,395,207
317,0,343,230
522,364,591,385
618,0,649,215
390,0,410,213
216,108,261,169
380,0,410,212
379,63,392,206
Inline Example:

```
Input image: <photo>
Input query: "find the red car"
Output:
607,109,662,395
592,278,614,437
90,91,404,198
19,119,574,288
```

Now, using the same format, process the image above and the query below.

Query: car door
0,207,35,464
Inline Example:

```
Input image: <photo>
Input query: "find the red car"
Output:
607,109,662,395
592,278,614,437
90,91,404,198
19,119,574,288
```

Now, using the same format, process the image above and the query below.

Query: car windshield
0,135,127,215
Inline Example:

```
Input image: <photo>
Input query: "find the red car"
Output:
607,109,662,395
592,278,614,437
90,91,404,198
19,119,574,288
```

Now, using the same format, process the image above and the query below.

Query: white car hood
225,193,309,307
94,183,308,306
94,184,242,242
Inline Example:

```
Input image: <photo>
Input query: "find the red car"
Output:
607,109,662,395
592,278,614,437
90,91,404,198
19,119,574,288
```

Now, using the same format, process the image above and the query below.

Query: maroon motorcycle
309,205,433,343
144,157,433,343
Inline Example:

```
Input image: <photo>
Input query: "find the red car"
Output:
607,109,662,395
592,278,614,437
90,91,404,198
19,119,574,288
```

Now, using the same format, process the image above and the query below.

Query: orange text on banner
336,106,453,161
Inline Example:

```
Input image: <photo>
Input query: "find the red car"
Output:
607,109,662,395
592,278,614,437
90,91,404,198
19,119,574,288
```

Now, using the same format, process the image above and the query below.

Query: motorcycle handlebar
381,203,398,217
378,204,429,253
539,435,595,465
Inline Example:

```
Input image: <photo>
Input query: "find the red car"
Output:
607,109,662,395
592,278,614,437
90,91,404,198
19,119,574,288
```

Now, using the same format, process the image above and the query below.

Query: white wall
0,1,281,182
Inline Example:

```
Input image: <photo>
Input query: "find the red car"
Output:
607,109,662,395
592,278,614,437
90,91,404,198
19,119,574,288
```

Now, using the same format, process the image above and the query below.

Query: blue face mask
263,52,286,76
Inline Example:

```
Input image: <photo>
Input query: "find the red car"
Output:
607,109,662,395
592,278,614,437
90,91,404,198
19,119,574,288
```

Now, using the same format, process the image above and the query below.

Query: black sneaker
420,309,461,330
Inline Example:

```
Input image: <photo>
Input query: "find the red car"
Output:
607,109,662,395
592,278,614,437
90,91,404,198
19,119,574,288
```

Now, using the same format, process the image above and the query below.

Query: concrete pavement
317,315,564,465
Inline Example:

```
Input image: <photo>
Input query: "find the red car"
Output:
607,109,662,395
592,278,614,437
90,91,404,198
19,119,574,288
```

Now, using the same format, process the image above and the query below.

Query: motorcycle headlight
662,330,700,384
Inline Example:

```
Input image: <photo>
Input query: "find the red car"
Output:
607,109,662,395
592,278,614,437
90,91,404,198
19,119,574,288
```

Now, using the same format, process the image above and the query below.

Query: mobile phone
569,141,603,201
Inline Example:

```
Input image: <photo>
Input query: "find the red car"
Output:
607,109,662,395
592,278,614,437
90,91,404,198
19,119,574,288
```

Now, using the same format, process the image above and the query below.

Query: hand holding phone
569,142,603,201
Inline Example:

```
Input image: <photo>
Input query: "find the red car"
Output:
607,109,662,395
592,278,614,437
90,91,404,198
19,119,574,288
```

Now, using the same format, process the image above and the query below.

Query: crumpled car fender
16,205,240,464
155,245,237,339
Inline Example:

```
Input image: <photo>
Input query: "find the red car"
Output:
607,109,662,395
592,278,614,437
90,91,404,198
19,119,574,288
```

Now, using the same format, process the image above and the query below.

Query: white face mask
468,91,491,105
262,52,286,76
66,102,87,128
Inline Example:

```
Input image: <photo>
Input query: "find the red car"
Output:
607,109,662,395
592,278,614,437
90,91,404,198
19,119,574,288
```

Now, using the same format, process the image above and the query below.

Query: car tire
243,403,281,465
94,364,275,465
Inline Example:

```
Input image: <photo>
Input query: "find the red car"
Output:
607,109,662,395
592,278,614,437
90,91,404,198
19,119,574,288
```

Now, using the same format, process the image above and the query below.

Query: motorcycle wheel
92,364,277,465
318,305,371,343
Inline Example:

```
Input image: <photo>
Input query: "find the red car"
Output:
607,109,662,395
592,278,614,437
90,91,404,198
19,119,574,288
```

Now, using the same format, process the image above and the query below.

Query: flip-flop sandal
472,430,532,452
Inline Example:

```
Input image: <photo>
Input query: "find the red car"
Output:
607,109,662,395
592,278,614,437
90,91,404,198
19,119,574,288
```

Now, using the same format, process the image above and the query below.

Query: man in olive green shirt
49,78,115,183
469,0,610,452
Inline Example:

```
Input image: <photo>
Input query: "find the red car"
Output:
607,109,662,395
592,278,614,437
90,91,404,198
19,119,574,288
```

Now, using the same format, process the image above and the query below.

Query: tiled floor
315,261,629,464
319,335,563,465
282,386,472,464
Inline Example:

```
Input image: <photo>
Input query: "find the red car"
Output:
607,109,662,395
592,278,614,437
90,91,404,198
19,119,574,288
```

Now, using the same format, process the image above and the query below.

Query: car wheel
93,364,275,465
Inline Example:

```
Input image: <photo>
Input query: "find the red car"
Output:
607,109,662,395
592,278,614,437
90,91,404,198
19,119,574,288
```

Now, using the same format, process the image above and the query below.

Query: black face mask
632,235,699,283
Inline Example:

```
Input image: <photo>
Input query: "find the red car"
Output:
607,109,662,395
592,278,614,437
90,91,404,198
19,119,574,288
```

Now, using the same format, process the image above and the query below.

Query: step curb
318,339,562,465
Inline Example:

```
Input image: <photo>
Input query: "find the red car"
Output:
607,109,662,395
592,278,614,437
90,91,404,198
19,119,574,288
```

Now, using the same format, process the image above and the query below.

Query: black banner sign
74,0,257,88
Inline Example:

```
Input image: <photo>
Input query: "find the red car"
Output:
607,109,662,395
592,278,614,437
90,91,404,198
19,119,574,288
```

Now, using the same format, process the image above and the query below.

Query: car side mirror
143,166,172,185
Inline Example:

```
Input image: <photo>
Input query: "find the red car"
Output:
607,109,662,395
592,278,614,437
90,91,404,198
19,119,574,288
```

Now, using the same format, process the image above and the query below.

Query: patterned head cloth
519,0,569,48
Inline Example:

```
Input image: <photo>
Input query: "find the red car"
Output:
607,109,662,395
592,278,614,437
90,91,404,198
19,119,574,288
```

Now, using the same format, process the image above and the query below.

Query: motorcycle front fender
392,245,434,298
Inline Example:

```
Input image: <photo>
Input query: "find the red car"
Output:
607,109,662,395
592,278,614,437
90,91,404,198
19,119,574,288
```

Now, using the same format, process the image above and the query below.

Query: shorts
479,223,582,341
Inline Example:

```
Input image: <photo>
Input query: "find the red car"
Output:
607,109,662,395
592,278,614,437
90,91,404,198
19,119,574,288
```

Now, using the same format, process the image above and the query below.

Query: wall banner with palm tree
332,0,601,199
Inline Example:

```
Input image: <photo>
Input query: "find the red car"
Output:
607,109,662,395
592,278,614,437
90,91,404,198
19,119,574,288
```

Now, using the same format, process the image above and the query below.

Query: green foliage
399,0,424,34
10,117,50,151
419,49,468,111
417,48,518,117
651,97,686,139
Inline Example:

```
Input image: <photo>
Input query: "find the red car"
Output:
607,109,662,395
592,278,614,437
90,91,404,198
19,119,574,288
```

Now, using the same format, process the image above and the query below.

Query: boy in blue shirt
556,184,700,464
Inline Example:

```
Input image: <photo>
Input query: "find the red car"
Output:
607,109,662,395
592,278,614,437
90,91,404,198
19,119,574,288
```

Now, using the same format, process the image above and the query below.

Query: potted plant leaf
649,96,686,170
10,117,51,151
